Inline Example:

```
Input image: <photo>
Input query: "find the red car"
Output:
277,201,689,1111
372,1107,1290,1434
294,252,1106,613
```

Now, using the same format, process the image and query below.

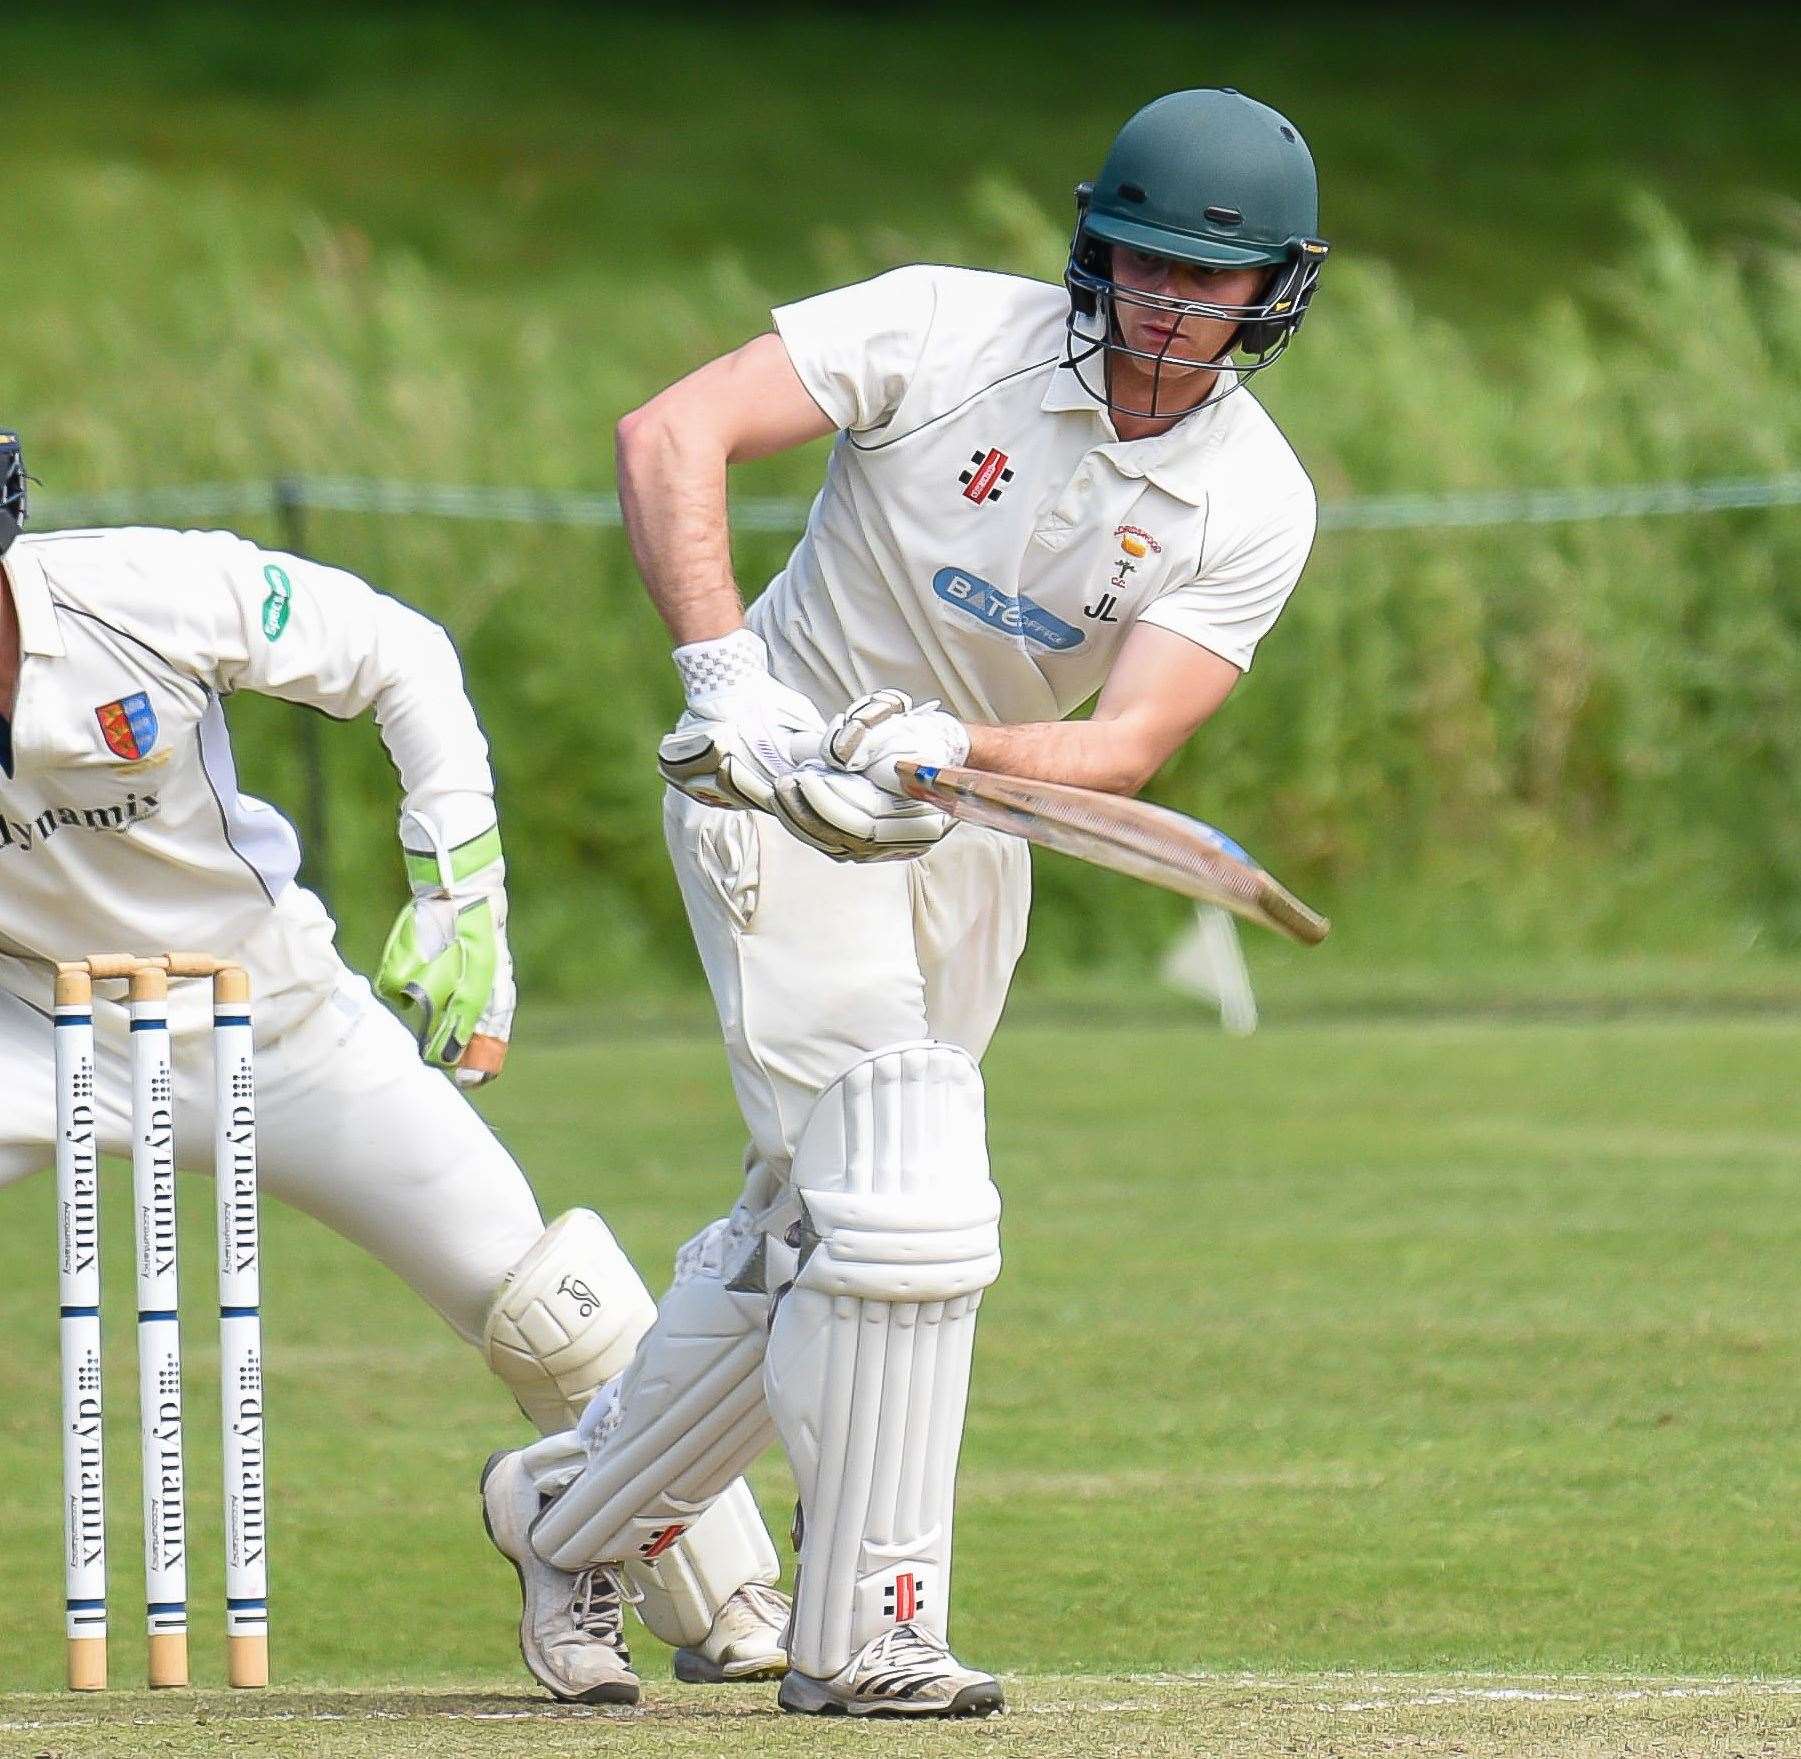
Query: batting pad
624,1476,781,1647
532,1217,778,1574
767,1041,1001,1680
483,1208,658,1433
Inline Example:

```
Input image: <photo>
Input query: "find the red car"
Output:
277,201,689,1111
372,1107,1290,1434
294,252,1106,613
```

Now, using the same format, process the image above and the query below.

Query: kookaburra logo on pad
556,1275,600,1317
958,448,1013,505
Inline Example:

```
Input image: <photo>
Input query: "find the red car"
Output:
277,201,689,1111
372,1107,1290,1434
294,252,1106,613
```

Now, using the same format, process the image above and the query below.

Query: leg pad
483,1209,657,1433
768,1042,1000,1680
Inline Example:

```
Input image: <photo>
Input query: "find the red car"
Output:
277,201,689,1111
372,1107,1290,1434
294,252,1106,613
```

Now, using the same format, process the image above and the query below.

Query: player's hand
771,763,954,862
821,689,970,796
656,627,826,812
376,807,515,1088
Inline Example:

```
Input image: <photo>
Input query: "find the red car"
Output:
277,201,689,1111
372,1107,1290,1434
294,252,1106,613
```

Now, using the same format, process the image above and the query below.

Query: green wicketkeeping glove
375,808,515,1088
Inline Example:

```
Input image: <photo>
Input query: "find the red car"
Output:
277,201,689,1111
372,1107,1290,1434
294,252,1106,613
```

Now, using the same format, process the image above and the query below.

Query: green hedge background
9,6,1799,995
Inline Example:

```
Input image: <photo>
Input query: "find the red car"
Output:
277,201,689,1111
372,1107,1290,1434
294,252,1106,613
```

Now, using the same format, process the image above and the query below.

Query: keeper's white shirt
752,264,1317,723
0,527,494,1029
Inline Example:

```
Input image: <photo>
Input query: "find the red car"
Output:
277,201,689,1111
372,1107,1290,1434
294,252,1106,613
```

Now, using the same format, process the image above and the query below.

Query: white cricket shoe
480,1448,640,1705
671,1581,792,1682
777,1622,1004,1718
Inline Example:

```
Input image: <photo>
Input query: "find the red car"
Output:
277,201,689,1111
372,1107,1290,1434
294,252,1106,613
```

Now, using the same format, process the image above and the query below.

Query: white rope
29,472,1801,535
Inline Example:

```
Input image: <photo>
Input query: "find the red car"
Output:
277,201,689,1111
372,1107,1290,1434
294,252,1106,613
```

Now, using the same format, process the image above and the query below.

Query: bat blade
898,761,1329,946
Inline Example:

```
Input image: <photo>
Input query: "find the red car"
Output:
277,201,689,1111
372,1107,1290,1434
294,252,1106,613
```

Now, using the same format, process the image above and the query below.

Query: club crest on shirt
1114,524,1162,559
95,692,158,761
1106,522,1164,601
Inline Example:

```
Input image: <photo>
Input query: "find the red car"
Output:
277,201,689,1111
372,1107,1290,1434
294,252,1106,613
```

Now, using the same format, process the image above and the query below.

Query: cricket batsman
483,86,1327,1715
0,433,791,1703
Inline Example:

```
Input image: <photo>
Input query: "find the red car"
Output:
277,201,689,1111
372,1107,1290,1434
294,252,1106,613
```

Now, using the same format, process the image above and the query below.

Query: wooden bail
213,965,251,1006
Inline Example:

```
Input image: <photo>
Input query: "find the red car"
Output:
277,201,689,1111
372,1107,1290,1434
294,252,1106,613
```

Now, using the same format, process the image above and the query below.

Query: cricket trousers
665,787,1032,1213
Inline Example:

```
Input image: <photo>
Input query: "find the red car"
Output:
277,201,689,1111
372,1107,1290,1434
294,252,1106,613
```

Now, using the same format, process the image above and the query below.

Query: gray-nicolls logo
556,1275,599,1317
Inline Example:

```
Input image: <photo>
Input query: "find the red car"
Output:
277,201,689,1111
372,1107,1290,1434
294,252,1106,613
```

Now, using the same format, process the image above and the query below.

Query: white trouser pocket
679,792,762,932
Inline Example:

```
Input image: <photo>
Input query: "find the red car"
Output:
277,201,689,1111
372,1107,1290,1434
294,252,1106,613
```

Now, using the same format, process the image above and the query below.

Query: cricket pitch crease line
9,1675,1801,1730
1322,1682,1801,1712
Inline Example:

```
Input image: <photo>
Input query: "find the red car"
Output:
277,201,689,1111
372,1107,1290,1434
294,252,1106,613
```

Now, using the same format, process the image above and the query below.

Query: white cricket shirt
0,527,494,1018
752,265,1317,723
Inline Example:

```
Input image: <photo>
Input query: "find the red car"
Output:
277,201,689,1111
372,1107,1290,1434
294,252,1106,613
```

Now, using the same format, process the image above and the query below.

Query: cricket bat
896,761,1330,946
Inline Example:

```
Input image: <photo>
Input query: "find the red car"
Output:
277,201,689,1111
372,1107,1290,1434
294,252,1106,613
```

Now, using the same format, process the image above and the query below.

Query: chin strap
0,427,26,555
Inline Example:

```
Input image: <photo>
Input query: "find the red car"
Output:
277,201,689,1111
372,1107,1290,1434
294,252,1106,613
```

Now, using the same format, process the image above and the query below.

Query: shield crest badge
95,692,158,761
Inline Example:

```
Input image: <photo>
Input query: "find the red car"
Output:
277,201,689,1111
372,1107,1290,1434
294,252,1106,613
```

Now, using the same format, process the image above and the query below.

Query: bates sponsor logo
931,566,1084,651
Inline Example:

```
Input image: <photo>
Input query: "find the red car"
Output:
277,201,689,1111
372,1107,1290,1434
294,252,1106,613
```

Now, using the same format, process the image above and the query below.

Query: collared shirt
0,527,493,1009
752,265,1317,725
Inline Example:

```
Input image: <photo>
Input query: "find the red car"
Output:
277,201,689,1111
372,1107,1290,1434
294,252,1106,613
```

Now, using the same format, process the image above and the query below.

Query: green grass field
3,1008,1797,1753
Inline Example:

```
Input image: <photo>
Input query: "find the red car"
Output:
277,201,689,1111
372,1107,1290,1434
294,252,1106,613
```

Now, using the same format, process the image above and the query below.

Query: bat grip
784,730,826,767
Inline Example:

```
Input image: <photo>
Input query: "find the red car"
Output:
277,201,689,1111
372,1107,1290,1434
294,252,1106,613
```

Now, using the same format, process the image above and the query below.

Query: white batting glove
772,763,955,863
822,688,971,796
656,627,826,812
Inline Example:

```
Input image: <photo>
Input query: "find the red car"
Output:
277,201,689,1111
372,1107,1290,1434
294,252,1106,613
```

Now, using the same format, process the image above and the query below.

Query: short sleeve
1134,492,1317,672
772,265,941,435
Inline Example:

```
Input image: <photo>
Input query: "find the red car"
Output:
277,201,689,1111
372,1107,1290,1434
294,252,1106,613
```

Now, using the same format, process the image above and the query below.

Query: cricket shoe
671,1581,792,1682
777,1622,1004,1718
479,1447,639,1705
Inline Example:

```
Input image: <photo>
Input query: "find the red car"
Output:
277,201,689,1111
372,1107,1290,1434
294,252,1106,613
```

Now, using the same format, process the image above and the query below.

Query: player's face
1108,248,1269,374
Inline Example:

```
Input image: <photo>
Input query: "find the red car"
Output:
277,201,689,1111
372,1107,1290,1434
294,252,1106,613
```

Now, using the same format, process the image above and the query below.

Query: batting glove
656,627,826,812
376,804,515,1087
822,688,971,795
771,769,957,865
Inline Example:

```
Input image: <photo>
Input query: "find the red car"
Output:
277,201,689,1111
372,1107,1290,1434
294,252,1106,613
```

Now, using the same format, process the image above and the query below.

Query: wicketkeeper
0,431,789,1703
485,88,1327,1716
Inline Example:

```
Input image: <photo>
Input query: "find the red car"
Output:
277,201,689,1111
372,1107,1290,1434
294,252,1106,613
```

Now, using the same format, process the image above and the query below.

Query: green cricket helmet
1064,88,1329,416
0,427,25,555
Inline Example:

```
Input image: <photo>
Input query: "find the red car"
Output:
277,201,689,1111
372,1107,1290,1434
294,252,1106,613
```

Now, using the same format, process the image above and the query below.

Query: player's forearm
961,625,1241,793
366,607,498,842
615,408,748,645
962,718,1169,795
